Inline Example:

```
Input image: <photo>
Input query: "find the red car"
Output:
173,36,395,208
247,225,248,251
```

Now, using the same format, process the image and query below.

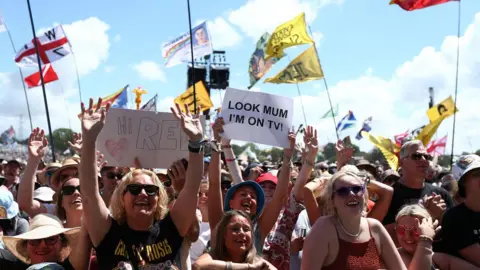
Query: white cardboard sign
96,108,204,168
221,88,293,148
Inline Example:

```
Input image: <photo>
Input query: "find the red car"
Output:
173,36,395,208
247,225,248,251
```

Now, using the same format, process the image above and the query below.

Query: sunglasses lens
144,185,159,196
44,236,58,245
62,186,76,195
352,186,364,195
336,187,350,197
397,226,406,236
163,180,172,187
126,185,142,195
28,239,41,246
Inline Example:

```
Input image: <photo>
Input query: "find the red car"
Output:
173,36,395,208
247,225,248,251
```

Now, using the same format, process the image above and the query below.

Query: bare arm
221,138,243,184
433,252,480,270
170,104,204,237
302,179,324,226
193,253,273,270
459,244,480,268
207,149,223,240
406,240,433,270
371,218,407,270
366,180,393,222
301,217,330,270
258,133,295,240
80,98,112,247
69,220,93,270
293,126,318,202
17,128,48,216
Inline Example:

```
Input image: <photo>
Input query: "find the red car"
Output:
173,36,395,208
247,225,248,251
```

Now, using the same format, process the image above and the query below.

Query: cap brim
224,181,265,220
459,163,480,184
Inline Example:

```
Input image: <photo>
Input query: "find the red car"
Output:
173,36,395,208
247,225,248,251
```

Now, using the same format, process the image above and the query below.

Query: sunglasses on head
106,172,124,180
409,153,432,161
395,225,419,237
124,184,159,196
62,185,80,196
59,171,79,182
334,185,365,197
27,235,60,246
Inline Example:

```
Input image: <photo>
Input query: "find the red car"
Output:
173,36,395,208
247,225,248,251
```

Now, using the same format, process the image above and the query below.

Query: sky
0,0,479,155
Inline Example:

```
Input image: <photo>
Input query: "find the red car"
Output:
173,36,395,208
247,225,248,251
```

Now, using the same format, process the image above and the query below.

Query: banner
265,46,323,84
265,12,314,60
248,32,282,89
362,131,399,170
15,25,71,67
24,64,58,88
221,88,293,148
97,108,206,168
416,116,446,146
162,21,213,68
426,96,458,122
174,81,213,113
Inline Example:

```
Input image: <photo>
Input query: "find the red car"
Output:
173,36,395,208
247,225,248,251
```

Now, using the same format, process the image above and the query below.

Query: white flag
15,25,72,67
0,14,7,33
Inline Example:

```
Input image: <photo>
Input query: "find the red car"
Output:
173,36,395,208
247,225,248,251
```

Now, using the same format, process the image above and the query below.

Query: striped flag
355,117,372,140
336,111,357,132
427,135,447,156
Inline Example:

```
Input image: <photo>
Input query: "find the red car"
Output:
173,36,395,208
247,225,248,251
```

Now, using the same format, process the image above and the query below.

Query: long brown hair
210,210,258,263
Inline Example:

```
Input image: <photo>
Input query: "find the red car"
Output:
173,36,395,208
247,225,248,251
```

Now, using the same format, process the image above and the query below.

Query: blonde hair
109,169,169,224
395,204,431,223
321,168,369,216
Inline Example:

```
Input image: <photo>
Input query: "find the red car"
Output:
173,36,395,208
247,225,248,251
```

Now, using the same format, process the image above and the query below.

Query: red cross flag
24,64,59,88
15,25,71,66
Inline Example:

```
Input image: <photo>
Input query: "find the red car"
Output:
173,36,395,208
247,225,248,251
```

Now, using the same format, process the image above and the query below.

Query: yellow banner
427,96,458,122
264,46,323,84
264,12,314,60
416,116,446,146
362,131,399,170
174,81,213,113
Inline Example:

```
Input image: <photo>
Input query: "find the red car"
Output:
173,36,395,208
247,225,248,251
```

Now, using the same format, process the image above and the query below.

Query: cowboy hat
50,158,79,191
2,214,80,264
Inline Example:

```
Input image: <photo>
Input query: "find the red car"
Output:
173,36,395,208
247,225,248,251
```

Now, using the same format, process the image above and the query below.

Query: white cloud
133,61,167,82
207,17,243,49
312,31,324,45
104,66,115,73
113,34,121,42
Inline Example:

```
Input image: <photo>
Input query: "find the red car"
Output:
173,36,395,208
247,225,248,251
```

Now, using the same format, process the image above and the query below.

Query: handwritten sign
221,88,293,148
96,108,205,168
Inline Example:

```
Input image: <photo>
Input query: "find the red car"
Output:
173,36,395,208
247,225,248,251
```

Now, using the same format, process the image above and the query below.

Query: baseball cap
255,172,278,186
452,154,480,197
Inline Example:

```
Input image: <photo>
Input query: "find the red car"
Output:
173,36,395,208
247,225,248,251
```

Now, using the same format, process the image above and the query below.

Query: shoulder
308,216,335,237
366,218,389,236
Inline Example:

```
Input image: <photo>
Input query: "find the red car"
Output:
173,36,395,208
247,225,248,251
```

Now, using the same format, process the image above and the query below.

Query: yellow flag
174,81,213,113
264,13,314,60
416,116,446,146
264,46,323,84
362,131,400,170
426,96,458,122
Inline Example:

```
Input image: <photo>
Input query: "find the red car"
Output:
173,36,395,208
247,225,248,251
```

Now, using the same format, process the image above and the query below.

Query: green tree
476,149,480,156
437,155,452,168
322,143,336,161
366,148,386,164
46,128,74,153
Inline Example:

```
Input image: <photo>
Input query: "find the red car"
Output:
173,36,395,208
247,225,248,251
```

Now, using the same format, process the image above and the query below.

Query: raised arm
17,128,48,216
258,132,295,240
293,126,318,202
207,118,225,234
406,217,436,270
335,139,353,170
215,117,243,184
170,104,204,237
303,178,326,226
366,180,393,222
80,98,112,247
370,218,407,270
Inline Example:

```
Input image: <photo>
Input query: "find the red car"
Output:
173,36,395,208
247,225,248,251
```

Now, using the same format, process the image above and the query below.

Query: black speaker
209,66,230,90
187,67,207,87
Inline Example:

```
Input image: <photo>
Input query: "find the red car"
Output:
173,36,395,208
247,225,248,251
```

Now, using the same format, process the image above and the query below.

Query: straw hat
50,158,79,191
2,214,80,264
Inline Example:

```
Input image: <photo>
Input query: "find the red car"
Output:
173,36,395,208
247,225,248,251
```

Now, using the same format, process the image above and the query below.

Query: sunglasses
221,182,232,190
105,172,124,180
59,171,79,182
395,225,419,238
409,153,433,161
62,185,80,196
28,235,60,246
334,185,365,197
162,180,172,188
124,184,159,196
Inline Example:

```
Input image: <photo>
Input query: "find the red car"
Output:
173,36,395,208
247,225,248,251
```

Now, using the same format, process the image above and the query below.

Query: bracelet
303,159,314,167
225,261,233,270
418,235,433,243
188,140,205,153
226,158,236,162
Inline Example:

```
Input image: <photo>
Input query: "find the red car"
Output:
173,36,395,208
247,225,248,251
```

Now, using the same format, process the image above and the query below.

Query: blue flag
355,116,372,140
336,111,357,132
111,85,129,109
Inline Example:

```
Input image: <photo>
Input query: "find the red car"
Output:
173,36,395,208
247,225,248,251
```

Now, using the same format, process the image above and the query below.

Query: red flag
427,135,447,156
394,130,409,146
24,64,58,88
390,0,458,11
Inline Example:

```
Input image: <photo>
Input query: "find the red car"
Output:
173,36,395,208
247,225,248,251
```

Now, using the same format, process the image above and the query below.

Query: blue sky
0,0,479,153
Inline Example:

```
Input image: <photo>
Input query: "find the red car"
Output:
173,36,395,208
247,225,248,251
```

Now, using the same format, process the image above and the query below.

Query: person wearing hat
435,154,480,267
355,159,378,180
0,214,88,270
3,159,22,196
380,169,400,187
0,186,29,247
36,163,61,187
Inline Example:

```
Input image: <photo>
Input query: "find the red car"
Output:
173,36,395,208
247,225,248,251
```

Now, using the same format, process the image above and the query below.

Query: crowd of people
0,97,478,270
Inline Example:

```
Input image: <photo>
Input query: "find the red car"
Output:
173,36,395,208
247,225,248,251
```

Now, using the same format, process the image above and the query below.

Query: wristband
188,140,204,153
418,235,433,243
225,261,233,270
226,158,236,162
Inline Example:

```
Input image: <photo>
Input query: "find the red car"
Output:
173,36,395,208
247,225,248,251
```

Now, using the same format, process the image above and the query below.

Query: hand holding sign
171,104,203,141
81,98,111,141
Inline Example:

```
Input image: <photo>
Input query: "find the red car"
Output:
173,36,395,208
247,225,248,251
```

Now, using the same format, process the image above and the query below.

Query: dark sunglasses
221,182,232,190
395,225,419,237
334,185,365,197
59,171,79,182
28,235,60,246
105,172,124,180
62,185,80,196
162,180,172,188
124,184,159,196
409,153,432,161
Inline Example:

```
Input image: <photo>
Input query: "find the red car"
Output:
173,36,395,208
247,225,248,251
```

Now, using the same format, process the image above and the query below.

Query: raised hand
170,103,203,141
212,117,225,141
168,159,187,193
335,139,353,169
417,217,438,239
96,151,108,171
28,128,48,160
81,98,111,140
68,132,83,153
303,126,319,158
283,131,297,159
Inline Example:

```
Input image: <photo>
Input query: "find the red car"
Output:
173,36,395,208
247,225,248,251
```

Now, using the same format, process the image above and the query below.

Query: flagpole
25,0,56,162
186,0,197,114
450,0,461,166
2,14,33,132
308,25,339,141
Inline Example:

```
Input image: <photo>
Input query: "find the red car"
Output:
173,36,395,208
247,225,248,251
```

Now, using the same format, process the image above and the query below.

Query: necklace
336,217,361,238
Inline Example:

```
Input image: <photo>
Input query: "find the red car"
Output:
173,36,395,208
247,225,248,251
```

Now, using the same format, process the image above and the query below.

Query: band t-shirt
95,214,183,270
434,203,480,259
383,181,454,225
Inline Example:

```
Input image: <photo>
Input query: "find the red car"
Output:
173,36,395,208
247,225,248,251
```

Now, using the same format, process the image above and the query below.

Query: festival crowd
0,97,478,270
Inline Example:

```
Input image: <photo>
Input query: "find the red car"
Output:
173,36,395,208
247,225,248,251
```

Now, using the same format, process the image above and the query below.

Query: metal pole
186,0,197,114
25,0,56,162
450,0,461,166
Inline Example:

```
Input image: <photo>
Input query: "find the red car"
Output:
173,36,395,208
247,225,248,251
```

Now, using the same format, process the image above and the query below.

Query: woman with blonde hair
193,210,276,270
395,204,479,269
301,168,406,270
79,99,204,269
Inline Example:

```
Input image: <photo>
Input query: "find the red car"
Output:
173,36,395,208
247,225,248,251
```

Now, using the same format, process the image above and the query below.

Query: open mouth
345,200,359,207
134,200,150,208
35,249,51,255
405,240,416,244
241,201,252,212
71,198,82,205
